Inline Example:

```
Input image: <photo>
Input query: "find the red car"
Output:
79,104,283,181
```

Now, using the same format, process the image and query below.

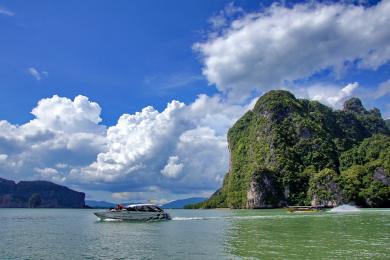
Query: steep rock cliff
193,90,389,208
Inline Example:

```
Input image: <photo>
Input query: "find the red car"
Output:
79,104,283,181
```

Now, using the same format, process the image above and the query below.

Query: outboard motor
164,212,172,220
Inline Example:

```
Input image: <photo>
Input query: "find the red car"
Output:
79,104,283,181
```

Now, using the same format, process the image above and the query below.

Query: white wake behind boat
94,203,171,221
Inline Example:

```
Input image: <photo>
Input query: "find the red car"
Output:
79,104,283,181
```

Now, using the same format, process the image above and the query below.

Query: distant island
188,90,390,209
0,178,85,208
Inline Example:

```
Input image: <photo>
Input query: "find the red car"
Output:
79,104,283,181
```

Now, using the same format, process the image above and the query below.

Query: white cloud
0,95,106,183
55,163,68,169
208,2,244,31
144,73,204,90
33,167,65,182
0,7,14,16
161,156,184,178
302,82,359,108
372,79,390,99
112,191,137,200
0,92,251,199
28,67,48,81
34,167,59,175
72,94,250,195
195,0,390,100
30,95,104,133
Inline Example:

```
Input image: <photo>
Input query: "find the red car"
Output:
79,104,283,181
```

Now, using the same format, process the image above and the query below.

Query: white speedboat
94,203,171,221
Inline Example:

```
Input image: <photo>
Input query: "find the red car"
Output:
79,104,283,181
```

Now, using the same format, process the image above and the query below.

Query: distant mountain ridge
85,200,116,208
161,197,206,208
0,178,85,208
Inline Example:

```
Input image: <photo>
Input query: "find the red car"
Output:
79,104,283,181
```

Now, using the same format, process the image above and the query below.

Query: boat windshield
153,206,163,212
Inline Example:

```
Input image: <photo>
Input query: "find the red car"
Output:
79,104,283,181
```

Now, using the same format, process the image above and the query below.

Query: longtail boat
287,205,325,213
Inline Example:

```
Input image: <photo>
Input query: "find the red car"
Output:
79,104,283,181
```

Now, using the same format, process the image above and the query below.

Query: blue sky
1,0,388,125
0,0,269,125
0,0,389,203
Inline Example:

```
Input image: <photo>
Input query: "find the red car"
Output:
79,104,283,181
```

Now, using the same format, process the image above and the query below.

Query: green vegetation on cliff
190,90,390,209
339,134,390,207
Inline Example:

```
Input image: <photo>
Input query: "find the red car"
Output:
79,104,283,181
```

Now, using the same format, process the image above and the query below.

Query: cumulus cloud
72,94,251,196
0,93,251,200
195,0,390,100
0,95,106,183
28,67,48,81
30,95,104,133
161,156,184,178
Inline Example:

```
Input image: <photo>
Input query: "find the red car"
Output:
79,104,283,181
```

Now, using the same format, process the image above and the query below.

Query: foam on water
172,217,207,221
329,204,361,213
102,218,123,222
172,214,329,221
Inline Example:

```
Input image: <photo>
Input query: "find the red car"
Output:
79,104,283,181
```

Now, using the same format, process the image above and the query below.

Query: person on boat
115,204,124,210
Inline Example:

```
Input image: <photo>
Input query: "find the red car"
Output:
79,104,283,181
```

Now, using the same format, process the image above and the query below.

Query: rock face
0,178,85,208
193,90,390,209
246,169,284,208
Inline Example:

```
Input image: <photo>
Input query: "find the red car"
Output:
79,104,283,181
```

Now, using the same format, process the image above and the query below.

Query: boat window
135,206,151,212
126,207,136,211
145,206,156,212
132,205,162,212
150,206,163,212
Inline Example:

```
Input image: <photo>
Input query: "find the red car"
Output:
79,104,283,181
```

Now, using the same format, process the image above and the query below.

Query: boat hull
94,211,171,221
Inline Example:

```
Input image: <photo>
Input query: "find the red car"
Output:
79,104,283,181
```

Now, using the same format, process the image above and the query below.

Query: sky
0,0,389,203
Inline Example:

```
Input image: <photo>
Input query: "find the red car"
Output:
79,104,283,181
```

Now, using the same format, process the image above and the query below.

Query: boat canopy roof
126,203,160,208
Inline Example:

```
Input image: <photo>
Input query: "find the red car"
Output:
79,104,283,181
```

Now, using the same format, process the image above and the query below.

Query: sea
0,206,389,259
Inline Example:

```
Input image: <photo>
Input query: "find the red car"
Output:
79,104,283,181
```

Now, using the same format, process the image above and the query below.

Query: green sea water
0,208,389,259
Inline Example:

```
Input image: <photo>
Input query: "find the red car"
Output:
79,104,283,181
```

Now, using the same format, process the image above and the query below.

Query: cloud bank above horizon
0,94,252,201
